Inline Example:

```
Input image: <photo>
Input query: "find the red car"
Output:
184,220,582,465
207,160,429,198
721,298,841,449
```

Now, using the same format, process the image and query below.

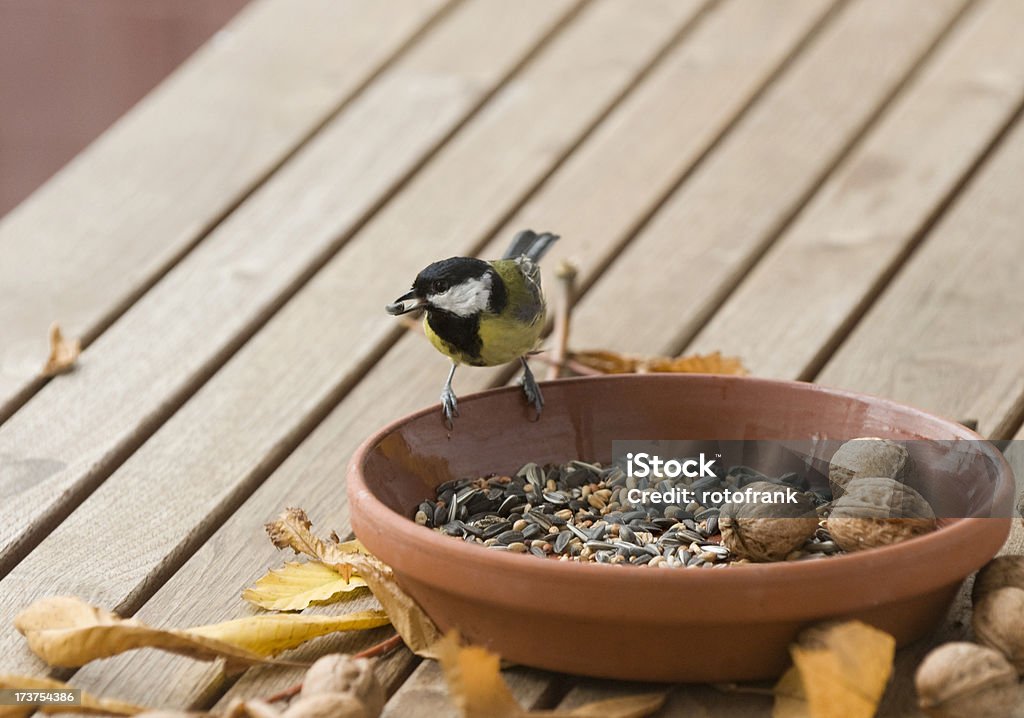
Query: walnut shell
281,694,367,718
915,642,1018,718
826,477,936,552
974,586,1024,674
829,438,910,498
973,556,1024,606
301,654,383,717
719,481,818,562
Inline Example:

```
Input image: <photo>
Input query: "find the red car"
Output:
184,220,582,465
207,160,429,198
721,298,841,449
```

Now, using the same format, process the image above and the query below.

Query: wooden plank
686,0,1024,390
813,111,1024,437
0,0,707,692
470,0,838,347
556,0,969,358
0,0,584,575
46,0,848,708
0,0,450,420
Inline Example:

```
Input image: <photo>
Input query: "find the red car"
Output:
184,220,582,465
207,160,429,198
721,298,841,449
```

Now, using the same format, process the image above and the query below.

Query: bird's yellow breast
422,312,543,367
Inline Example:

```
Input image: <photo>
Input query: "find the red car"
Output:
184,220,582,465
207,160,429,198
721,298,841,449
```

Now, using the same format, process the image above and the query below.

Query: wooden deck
2,0,1023,714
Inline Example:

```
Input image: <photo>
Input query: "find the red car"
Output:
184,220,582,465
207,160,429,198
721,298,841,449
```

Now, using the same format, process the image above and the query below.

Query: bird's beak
385,290,426,316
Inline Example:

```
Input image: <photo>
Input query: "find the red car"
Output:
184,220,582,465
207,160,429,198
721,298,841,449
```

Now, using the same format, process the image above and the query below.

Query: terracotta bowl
347,374,1013,682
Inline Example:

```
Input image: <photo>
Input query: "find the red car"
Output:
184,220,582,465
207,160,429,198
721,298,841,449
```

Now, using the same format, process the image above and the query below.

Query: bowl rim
347,373,1014,622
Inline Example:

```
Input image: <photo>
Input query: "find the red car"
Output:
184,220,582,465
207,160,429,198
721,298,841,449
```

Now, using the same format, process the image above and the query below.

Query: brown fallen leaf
568,349,747,376
265,509,443,658
342,554,443,659
40,323,81,378
242,561,367,612
15,596,388,672
265,508,368,582
772,621,895,718
435,632,665,718
0,673,146,717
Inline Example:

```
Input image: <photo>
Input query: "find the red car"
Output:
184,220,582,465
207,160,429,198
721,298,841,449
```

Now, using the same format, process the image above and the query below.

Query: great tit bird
386,230,559,426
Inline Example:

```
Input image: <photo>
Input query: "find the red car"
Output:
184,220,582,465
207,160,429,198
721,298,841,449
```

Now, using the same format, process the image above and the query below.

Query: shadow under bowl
347,374,1013,682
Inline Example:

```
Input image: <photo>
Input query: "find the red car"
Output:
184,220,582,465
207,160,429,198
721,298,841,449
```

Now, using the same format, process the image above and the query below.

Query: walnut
301,654,384,717
829,438,910,498
826,477,936,552
281,694,367,718
719,481,818,562
973,556,1024,606
915,642,1018,718
974,587,1024,674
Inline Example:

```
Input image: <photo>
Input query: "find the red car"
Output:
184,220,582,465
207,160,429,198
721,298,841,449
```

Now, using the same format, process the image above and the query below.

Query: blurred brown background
0,0,250,218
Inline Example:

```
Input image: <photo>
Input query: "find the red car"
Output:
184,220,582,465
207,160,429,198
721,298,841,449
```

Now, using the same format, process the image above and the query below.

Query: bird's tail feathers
502,229,559,262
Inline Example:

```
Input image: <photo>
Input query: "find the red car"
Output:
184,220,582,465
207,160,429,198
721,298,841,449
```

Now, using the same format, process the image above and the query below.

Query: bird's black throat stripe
427,310,485,365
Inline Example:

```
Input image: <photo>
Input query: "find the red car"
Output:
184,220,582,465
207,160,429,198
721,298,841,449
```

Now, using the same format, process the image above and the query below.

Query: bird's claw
520,365,544,421
441,386,459,428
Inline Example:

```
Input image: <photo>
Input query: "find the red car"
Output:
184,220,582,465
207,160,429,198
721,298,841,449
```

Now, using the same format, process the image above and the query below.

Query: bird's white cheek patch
431,275,492,317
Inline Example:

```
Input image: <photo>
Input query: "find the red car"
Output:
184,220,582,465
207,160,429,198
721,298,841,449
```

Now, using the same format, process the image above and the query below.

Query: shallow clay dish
347,374,1013,682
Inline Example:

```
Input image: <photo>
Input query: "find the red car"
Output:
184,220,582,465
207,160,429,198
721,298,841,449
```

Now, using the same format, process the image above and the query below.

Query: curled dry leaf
265,508,443,658
265,509,368,582
568,349,747,376
0,673,146,717
773,621,895,718
434,632,665,718
242,561,368,612
41,323,81,378
14,596,388,672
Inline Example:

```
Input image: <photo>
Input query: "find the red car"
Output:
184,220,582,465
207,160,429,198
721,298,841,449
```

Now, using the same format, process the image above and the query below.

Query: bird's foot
520,359,544,420
440,385,459,429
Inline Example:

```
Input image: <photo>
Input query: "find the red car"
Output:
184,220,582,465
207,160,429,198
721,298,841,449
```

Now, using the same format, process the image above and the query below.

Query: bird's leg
440,361,459,428
519,356,543,419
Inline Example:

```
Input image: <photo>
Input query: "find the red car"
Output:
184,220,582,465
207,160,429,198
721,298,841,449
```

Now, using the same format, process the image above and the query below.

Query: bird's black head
386,257,506,317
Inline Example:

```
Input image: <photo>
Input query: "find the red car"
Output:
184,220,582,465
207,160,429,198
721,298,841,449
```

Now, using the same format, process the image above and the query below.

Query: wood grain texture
0,0,450,418
466,0,837,390
0,0,706,687
0,0,582,576
815,109,1024,439
560,0,968,357
688,0,1024,387
56,0,848,707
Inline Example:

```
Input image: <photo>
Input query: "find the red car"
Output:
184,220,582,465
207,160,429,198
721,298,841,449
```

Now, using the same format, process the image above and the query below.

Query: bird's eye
431,280,449,294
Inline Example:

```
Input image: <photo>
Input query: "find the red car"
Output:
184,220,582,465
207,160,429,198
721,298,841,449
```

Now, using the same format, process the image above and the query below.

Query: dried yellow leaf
265,508,443,658
434,633,665,718
242,561,367,611
772,621,895,718
570,349,747,376
41,323,81,378
0,673,146,717
14,596,388,672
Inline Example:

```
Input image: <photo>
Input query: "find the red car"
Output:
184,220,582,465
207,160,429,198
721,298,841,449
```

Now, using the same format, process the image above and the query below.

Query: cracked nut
974,586,1024,674
915,641,1018,718
719,481,818,562
826,477,936,552
301,654,384,717
973,555,1024,606
829,438,911,498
